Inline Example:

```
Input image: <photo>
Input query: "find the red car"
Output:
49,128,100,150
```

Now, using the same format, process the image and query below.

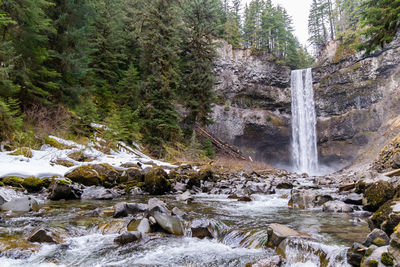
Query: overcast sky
244,0,313,47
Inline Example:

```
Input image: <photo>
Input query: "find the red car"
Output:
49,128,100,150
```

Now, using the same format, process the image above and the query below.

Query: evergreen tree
357,0,400,54
181,0,218,129
138,0,182,153
47,0,93,104
2,0,60,105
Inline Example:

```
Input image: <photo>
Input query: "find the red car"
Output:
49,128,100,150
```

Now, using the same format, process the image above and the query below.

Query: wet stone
27,228,60,244
363,229,390,247
114,231,141,246
2,197,39,212
191,219,213,239
152,211,184,236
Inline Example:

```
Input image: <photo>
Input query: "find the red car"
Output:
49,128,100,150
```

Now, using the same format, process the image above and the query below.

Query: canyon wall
209,38,400,170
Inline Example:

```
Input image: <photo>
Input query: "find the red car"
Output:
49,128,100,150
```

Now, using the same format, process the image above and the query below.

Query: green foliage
202,139,215,159
357,0,400,54
0,98,23,141
103,106,141,144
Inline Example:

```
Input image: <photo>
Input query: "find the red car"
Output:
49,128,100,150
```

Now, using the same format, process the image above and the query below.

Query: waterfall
291,68,319,175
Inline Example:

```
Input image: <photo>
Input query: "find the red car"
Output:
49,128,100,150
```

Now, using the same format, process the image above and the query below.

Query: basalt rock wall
209,39,400,169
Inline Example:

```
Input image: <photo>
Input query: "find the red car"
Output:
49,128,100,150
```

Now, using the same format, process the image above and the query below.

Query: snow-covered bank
0,136,175,179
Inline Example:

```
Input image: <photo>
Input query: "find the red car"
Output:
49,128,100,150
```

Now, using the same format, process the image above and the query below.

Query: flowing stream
0,179,369,267
291,68,319,175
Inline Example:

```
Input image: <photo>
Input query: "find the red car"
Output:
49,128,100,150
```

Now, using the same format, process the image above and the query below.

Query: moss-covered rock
374,134,400,172
381,252,394,266
54,159,75,167
143,167,171,195
369,201,400,235
363,181,395,211
65,164,119,186
8,147,32,158
67,151,94,162
2,176,24,187
21,177,49,192
44,137,73,150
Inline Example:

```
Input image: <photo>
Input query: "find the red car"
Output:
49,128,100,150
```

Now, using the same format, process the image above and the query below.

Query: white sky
244,0,313,47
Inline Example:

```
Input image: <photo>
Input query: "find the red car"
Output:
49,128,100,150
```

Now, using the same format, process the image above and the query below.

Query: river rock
322,200,353,213
27,227,61,244
363,229,390,247
2,196,39,212
347,242,367,266
344,193,363,205
127,218,151,234
176,191,193,202
172,207,189,219
114,231,142,246
152,211,184,235
113,202,129,218
368,201,400,235
238,196,252,202
361,245,389,267
276,182,293,189
65,164,119,186
81,186,120,200
288,190,318,209
388,225,400,266
362,181,395,212
174,182,187,192
143,167,171,195
148,198,169,214
47,180,82,200
267,223,304,248
245,255,282,267
191,219,213,239
126,203,148,214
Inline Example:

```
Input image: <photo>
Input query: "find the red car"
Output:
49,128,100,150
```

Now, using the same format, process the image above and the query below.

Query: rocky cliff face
209,38,400,170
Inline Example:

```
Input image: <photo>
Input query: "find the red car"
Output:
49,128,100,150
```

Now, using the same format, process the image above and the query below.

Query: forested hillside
0,0,398,158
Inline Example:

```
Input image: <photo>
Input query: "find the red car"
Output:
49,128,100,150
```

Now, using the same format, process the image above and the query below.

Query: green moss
0,181,4,186
364,181,395,211
21,177,47,192
143,167,170,195
372,237,387,246
44,137,72,149
2,176,24,187
8,147,32,158
368,259,378,267
381,252,394,266
55,160,75,167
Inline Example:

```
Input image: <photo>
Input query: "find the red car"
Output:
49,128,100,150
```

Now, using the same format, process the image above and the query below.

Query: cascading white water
291,68,319,175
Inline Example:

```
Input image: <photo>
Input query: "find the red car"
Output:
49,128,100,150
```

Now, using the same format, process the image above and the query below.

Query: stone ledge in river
322,200,353,213
267,223,310,248
114,231,142,246
27,227,63,244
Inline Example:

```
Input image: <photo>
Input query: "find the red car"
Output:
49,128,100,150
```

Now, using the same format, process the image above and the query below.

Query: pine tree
47,0,93,104
181,0,218,129
138,0,182,152
357,0,400,54
2,0,60,105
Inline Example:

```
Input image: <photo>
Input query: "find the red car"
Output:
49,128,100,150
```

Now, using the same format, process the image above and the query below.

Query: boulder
172,207,189,219
148,198,169,214
114,231,141,246
276,182,293,189
126,203,148,214
47,180,81,200
238,196,252,202
127,218,151,234
143,167,171,195
2,197,39,212
27,227,61,244
347,242,367,266
152,211,184,235
65,164,119,186
173,182,187,192
322,200,353,213
21,177,50,193
389,223,400,266
362,181,395,212
361,245,389,267
191,219,213,239
126,168,143,182
368,201,400,235
81,186,120,200
288,190,318,209
344,193,363,205
176,191,193,202
267,223,305,248
363,229,390,247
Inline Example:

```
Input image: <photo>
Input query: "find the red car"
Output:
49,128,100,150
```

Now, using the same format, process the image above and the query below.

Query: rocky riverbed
1,136,400,266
